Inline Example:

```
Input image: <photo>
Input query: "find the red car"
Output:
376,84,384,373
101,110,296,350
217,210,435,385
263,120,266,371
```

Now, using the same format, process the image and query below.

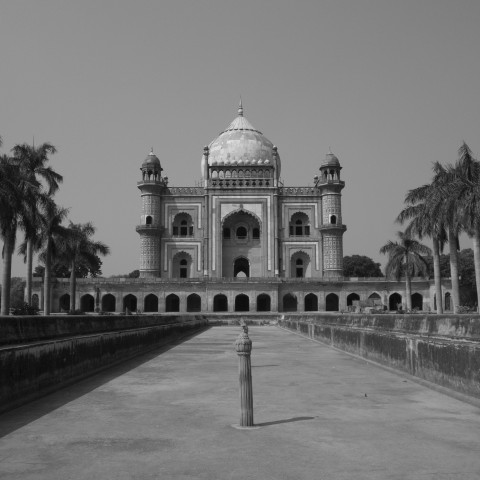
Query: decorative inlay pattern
322,194,342,223
140,236,160,270
323,235,343,270
142,195,160,216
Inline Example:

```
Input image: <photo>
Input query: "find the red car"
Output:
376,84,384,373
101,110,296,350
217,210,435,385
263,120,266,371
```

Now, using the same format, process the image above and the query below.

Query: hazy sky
1,0,480,278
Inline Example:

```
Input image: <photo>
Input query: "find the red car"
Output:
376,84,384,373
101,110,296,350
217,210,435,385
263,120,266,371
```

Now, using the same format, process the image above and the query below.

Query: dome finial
150,147,154,155
238,97,243,116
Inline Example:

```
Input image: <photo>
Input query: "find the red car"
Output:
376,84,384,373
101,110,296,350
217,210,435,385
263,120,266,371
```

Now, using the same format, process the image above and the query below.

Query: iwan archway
234,257,250,278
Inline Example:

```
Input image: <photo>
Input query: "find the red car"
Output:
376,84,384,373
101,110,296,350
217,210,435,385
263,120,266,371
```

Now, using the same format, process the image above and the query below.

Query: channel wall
0,314,208,413
277,313,480,400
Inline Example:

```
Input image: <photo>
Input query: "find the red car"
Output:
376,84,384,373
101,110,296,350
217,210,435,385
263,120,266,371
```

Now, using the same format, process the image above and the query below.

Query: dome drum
204,104,281,182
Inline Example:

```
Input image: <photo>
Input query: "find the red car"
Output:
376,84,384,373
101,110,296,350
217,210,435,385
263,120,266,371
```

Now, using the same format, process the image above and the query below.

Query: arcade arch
187,294,201,312
304,293,318,311
166,294,180,312
102,294,116,312
325,293,339,311
80,294,95,312
144,294,158,312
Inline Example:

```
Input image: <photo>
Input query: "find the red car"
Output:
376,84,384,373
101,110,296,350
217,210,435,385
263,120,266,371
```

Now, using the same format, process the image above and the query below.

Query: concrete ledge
0,314,208,346
278,314,480,400
0,317,208,413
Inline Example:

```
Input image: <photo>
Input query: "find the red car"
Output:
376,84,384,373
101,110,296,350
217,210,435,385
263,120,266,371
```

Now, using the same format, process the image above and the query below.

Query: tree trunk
472,226,480,313
0,230,15,316
25,239,33,304
44,238,51,316
69,260,76,312
447,227,460,314
404,256,412,311
405,276,412,311
432,237,443,314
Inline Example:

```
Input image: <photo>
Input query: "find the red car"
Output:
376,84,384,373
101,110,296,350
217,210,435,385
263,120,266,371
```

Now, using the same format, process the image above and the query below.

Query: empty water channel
1,325,479,480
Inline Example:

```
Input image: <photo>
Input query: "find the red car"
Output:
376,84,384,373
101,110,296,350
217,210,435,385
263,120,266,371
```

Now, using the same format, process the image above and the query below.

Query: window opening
236,226,247,239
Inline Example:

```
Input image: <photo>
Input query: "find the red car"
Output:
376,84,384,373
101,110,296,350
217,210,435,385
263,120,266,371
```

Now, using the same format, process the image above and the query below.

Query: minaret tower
316,150,347,277
136,149,167,278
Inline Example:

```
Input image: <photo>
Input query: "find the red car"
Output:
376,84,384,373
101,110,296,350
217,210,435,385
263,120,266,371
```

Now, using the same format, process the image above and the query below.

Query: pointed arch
389,293,402,311
325,293,339,311
347,293,360,307
305,293,318,311
221,208,262,227
144,294,158,312
59,294,70,312
187,293,201,312
173,251,193,278
123,294,137,312
411,293,423,310
290,250,311,278
80,294,95,312
102,294,116,312
166,294,180,312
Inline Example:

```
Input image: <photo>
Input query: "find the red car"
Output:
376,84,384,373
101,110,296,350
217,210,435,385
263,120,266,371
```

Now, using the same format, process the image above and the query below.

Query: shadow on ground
0,327,210,438
255,416,316,427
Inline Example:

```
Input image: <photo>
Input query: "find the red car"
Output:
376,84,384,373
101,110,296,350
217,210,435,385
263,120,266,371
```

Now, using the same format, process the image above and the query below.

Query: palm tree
59,222,110,312
380,231,431,311
397,195,447,314
0,154,40,315
442,143,480,312
12,143,62,305
405,162,463,313
37,200,70,315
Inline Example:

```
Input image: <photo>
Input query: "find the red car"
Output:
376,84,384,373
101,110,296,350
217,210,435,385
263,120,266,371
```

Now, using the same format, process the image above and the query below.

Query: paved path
1,326,480,480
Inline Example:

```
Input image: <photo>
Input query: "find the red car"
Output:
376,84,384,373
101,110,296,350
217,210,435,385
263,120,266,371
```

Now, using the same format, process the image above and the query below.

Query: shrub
11,303,40,315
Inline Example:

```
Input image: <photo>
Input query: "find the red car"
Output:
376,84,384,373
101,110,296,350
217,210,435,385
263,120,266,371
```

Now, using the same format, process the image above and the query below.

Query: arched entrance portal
347,293,360,307
187,294,201,312
213,294,228,312
144,294,158,312
257,294,271,312
166,294,180,312
283,293,297,312
102,294,116,312
389,293,402,311
304,293,318,311
123,294,137,312
59,294,70,312
222,210,261,277
234,257,250,278
81,294,95,312
411,293,423,310
326,293,339,311
235,294,249,312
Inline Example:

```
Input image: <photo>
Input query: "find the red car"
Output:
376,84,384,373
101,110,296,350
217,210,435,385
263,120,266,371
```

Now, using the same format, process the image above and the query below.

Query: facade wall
35,277,451,314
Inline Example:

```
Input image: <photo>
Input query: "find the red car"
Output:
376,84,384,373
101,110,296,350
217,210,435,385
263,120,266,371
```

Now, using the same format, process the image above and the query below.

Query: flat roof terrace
1,326,479,479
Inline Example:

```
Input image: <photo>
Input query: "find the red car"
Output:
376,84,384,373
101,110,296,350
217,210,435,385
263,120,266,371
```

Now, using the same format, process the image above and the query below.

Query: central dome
207,102,280,174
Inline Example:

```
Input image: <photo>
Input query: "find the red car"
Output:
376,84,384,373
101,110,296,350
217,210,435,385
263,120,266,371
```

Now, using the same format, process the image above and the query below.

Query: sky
1,0,480,278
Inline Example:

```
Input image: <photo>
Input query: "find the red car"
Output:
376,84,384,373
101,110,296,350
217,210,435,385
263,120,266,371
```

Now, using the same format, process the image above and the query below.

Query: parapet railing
33,276,432,285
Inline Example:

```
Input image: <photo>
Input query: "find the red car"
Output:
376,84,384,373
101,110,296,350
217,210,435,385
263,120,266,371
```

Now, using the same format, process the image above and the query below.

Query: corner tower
316,151,347,277
136,150,167,278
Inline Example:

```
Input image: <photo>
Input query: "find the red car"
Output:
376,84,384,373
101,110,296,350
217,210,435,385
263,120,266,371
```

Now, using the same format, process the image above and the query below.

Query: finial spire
150,147,154,155
238,97,243,116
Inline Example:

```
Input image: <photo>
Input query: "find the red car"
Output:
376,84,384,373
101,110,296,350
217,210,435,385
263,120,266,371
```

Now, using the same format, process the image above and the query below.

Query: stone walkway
1,326,479,479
